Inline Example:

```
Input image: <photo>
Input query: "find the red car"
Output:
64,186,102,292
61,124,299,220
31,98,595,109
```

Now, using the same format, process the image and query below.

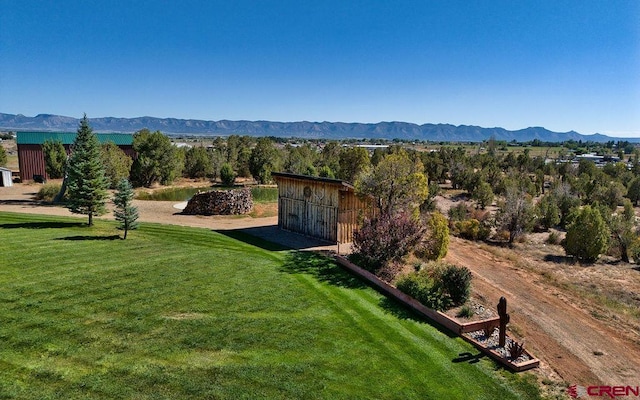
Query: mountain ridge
0,112,636,143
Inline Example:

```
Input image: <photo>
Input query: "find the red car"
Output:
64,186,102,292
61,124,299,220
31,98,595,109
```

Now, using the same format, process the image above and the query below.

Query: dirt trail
445,237,640,386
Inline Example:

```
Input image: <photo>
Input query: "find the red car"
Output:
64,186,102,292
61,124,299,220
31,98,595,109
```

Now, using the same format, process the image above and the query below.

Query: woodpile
182,188,253,215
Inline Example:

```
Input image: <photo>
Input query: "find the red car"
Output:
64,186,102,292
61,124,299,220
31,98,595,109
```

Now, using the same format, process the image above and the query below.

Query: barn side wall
17,144,135,181
337,190,377,244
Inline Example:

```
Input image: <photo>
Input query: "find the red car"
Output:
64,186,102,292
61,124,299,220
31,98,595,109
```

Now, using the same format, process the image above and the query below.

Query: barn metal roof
16,132,133,145
272,172,355,189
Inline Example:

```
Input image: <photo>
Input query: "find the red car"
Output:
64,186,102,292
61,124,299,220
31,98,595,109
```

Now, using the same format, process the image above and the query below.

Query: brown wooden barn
272,172,377,244
16,132,134,181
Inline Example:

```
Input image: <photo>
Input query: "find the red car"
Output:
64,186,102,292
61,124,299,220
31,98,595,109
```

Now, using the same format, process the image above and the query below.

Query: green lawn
0,212,540,399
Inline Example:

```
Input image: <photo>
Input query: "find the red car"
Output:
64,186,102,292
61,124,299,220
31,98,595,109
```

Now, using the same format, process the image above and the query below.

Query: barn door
304,202,338,242
279,197,305,233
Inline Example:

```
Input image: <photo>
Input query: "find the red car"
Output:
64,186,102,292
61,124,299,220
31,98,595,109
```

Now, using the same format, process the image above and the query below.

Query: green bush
415,211,449,261
395,269,451,311
220,163,236,186
35,183,63,202
563,205,609,263
439,264,472,306
395,262,471,310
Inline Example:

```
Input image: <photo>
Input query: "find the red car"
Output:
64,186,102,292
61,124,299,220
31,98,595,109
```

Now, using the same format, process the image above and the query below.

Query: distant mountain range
1,113,637,143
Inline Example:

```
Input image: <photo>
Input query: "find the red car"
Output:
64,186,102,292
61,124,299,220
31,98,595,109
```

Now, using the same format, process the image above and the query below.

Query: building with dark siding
16,132,134,182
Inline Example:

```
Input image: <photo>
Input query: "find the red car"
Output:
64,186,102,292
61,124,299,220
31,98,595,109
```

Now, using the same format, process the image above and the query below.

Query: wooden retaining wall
334,255,540,372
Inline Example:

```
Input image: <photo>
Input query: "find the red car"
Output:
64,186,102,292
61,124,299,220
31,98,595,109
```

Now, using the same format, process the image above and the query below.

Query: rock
182,188,253,215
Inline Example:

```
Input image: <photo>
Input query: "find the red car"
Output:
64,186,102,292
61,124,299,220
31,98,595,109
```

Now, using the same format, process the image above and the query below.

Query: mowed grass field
0,212,540,399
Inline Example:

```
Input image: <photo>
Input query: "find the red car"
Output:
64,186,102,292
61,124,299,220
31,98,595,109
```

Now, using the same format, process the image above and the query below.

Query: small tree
627,177,640,206
249,137,281,184
564,206,609,263
220,163,236,186
495,185,535,244
101,141,133,188
130,129,180,187
113,178,139,239
356,151,429,216
42,139,67,179
184,145,213,179
351,211,425,273
535,194,561,231
415,211,449,261
66,115,109,226
472,181,494,209
608,199,637,263
0,145,6,167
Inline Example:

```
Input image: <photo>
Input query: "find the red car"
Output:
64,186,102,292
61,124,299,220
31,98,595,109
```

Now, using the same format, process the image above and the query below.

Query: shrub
439,264,472,306
35,183,63,202
351,211,425,273
456,305,474,318
564,206,609,263
448,202,471,222
220,163,236,186
415,211,449,261
454,219,481,240
546,231,562,245
395,269,451,311
395,262,471,310
630,238,640,264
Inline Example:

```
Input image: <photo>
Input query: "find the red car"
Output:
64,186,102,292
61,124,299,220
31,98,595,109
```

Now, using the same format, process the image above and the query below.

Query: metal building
272,172,377,244
16,132,134,182
0,167,12,187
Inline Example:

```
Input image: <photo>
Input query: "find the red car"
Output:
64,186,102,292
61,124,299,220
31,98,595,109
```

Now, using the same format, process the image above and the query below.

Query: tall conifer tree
66,115,108,226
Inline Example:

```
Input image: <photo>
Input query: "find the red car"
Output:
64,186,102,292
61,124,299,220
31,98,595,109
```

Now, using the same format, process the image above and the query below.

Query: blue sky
1,1,639,137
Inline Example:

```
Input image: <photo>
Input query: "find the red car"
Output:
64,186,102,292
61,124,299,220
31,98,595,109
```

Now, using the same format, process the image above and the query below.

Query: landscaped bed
335,255,540,372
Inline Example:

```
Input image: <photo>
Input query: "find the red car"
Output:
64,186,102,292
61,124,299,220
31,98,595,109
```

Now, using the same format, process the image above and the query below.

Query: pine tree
66,115,109,226
113,178,139,239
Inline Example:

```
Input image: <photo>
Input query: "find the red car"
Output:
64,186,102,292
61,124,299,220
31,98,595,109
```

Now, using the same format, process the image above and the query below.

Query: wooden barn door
279,197,305,233
305,203,338,243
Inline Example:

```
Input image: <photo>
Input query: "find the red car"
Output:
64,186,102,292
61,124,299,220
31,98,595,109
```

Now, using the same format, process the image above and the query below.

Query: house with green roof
16,132,134,181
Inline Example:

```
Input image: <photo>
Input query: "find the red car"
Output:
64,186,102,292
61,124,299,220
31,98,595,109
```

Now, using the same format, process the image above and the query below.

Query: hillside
0,112,634,143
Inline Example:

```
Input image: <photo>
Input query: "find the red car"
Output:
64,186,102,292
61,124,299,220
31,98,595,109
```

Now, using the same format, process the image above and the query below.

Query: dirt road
446,237,640,387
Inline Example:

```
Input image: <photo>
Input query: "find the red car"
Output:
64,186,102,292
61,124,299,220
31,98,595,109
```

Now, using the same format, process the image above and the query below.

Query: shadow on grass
280,251,368,290
378,297,458,339
217,229,290,252
56,235,121,241
0,221,85,229
452,352,486,364
216,225,333,252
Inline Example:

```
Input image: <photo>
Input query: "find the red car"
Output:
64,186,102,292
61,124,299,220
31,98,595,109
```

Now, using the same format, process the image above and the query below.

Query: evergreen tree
249,137,281,184
101,141,133,188
113,178,139,239
66,115,109,226
42,139,67,179
564,205,609,263
0,145,6,167
220,162,236,186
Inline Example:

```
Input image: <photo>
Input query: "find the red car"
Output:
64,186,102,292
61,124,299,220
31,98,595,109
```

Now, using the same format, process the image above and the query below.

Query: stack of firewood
182,188,253,215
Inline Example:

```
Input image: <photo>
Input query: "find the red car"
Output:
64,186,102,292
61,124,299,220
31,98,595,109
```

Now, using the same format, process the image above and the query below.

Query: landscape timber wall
273,172,376,244
334,255,540,372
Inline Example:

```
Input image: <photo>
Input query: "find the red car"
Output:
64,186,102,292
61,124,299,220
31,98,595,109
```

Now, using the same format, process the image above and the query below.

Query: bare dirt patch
445,237,640,388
